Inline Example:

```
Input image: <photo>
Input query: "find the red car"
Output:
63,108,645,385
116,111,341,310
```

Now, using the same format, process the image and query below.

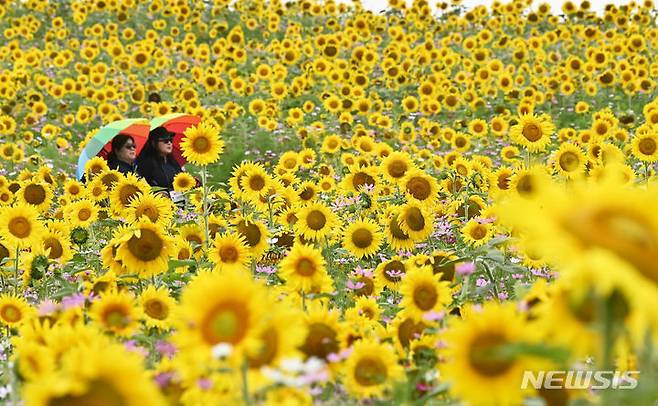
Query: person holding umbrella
106,134,137,175
76,118,150,181
136,127,183,193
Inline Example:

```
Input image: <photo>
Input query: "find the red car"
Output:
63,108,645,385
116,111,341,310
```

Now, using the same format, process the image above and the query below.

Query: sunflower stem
525,147,531,168
14,246,19,295
241,359,251,406
480,261,500,302
201,166,210,250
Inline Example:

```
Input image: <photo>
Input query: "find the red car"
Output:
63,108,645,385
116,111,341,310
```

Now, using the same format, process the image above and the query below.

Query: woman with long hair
136,127,182,192
106,133,138,175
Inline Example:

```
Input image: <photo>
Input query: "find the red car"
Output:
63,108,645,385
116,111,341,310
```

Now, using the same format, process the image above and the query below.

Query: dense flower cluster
0,0,657,404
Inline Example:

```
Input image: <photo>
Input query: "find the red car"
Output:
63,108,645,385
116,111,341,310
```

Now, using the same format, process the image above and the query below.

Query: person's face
117,139,136,163
157,135,173,155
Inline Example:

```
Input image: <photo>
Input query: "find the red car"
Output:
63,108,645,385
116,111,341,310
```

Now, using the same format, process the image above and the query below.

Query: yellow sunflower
342,218,383,259
0,294,34,327
40,229,73,264
109,173,150,217
16,181,53,212
125,192,175,226
343,339,404,399
173,172,197,192
0,204,44,249
294,202,339,242
509,113,555,153
209,232,252,272
176,269,268,362
397,202,434,241
139,285,176,330
233,217,269,260
399,265,453,322
114,220,173,277
298,304,344,362
279,243,333,294
441,303,540,406
552,142,586,178
374,256,408,291
23,341,166,406
180,121,225,165
83,156,110,180
461,219,495,247
402,169,440,206
239,164,272,201
380,151,414,184
90,290,141,336
382,210,416,251
631,128,658,162
246,300,307,375
63,198,99,228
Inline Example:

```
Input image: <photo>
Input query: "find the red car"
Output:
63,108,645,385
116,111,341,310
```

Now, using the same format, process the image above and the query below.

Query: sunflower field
1,0,658,404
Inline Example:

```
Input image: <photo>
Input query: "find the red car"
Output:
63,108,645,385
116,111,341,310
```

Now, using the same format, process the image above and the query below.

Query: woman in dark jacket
136,127,182,191
107,134,137,175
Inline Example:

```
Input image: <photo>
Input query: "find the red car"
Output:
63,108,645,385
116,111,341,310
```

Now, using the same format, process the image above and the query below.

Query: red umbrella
150,114,201,167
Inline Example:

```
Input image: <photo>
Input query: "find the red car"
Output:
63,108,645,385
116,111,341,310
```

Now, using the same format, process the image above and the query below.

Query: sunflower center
306,210,327,231
144,299,169,320
24,184,46,205
136,205,159,223
352,228,373,248
566,289,597,324
389,215,410,240
48,379,126,406
404,207,425,231
0,243,9,261
299,322,339,360
497,173,511,190
565,208,658,284
78,208,92,221
201,301,249,345
352,172,375,191
126,229,164,262
299,186,315,201
639,138,657,155
522,123,542,142
192,136,211,153
296,258,316,276
237,221,262,247
406,176,431,200
559,151,579,172
354,357,388,386
0,305,21,323
247,327,279,368
516,174,534,197
469,224,487,240
397,318,427,349
383,260,405,282
248,175,265,191
388,160,407,178
413,283,438,311
103,305,131,329
8,216,31,239
430,255,456,281
354,276,374,296
43,237,64,259
468,332,514,377
118,184,140,206
219,244,239,263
